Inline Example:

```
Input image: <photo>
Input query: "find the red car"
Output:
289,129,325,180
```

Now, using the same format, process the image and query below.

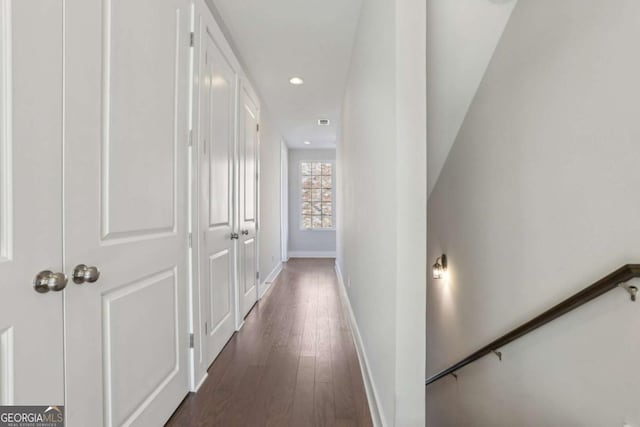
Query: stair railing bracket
619,283,638,302
492,350,503,361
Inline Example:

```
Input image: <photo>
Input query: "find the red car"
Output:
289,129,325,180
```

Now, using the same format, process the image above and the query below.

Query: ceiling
427,0,518,194
208,0,363,150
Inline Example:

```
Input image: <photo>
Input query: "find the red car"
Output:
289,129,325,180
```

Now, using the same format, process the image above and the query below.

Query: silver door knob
34,271,68,293
241,230,249,235
72,264,100,284
230,232,239,240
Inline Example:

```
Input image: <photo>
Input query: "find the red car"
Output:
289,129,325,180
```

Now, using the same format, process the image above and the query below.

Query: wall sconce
433,254,447,279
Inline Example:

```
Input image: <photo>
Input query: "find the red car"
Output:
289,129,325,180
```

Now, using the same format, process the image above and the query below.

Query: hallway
1,1,425,423
166,259,373,426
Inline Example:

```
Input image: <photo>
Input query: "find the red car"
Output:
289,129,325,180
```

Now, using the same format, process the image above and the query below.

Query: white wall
427,1,640,425
427,0,517,195
288,149,336,257
337,0,426,424
258,111,283,282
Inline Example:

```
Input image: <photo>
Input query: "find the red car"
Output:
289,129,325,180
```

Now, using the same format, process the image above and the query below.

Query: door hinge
188,232,193,248
204,322,208,335
189,333,194,348
188,129,193,146
256,271,260,280
256,123,260,132
189,32,194,47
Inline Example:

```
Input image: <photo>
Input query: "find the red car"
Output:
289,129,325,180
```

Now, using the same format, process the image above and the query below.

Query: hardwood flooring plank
314,381,336,427
290,356,316,427
331,333,356,421
315,277,333,384
336,418,358,427
216,365,263,426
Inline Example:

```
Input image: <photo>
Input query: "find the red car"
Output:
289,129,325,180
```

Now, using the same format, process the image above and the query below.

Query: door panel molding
205,27,235,230
0,0,11,263
0,327,13,405
242,238,256,295
100,0,180,242
208,250,232,333
241,91,257,224
102,268,180,427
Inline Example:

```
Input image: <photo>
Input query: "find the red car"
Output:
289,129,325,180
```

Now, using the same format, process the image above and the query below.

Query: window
301,161,333,230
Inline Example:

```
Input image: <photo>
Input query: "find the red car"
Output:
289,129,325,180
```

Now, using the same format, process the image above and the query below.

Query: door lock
241,230,249,235
230,233,239,240
72,264,101,284
34,270,68,293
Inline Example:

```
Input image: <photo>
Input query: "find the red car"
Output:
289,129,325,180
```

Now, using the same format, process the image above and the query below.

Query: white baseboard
259,262,283,299
288,250,336,258
334,262,386,427
193,372,208,393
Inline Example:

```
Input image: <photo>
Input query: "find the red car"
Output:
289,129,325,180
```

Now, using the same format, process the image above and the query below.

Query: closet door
238,85,259,319
193,12,238,368
63,0,191,425
0,0,64,405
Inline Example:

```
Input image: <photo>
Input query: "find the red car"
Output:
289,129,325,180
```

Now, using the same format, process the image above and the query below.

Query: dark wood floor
166,258,373,427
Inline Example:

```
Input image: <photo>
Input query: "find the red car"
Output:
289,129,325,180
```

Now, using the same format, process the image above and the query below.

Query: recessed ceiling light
289,76,304,85
318,119,330,126
303,141,311,145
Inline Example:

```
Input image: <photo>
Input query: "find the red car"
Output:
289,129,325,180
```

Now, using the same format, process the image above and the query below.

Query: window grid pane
301,161,333,229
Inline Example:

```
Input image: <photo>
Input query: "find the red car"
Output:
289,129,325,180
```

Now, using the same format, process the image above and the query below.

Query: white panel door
238,86,259,319
0,0,64,405
64,0,190,425
193,13,237,368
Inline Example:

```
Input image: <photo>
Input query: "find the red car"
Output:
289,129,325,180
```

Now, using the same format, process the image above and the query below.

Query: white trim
193,372,208,393
0,327,14,404
259,261,282,299
280,141,289,262
232,72,242,333
288,251,336,258
335,262,386,427
187,0,201,392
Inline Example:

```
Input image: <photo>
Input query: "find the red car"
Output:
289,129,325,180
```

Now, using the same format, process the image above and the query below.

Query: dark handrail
426,264,640,386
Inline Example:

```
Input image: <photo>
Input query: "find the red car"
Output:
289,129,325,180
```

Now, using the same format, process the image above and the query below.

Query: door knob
34,271,68,293
241,230,249,235
72,264,100,284
230,232,239,240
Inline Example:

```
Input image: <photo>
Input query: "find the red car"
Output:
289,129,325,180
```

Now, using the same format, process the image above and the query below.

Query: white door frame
280,140,289,261
188,0,239,391
187,0,261,391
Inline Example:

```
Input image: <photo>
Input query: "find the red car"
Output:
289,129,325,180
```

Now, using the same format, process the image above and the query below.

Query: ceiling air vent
318,119,330,126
